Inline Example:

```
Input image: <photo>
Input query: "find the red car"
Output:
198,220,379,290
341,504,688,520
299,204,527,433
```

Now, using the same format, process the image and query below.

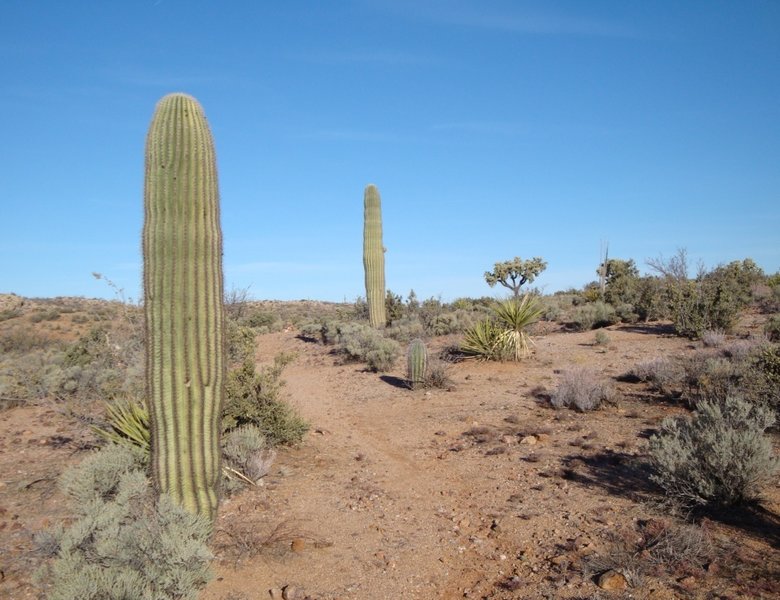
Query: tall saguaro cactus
363,184,386,328
143,93,225,524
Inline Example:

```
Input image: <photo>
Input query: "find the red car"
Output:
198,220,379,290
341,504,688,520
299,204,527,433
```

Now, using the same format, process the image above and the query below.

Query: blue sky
2,1,778,303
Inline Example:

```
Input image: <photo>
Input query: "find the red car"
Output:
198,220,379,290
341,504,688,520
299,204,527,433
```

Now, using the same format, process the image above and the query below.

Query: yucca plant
492,294,543,361
92,398,151,457
461,319,506,361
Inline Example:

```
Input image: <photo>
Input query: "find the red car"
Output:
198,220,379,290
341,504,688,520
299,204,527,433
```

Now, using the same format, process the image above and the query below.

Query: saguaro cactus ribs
143,93,225,524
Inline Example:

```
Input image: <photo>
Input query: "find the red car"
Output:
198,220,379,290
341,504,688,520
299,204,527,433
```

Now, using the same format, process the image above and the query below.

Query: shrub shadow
561,450,658,502
616,323,676,336
562,450,780,549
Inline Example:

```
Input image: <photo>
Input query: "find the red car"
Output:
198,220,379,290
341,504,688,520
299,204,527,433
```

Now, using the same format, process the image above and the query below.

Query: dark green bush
222,353,308,445
569,301,618,331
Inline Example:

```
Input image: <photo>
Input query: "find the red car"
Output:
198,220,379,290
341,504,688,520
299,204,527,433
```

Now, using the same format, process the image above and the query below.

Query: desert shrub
424,360,453,389
569,301,618,331
222,424,276,490
593,330,610,346
541,293,578,323
39,445,212,600
683,352,742,406
29,308,61,323
70,313,90,324
386,315,425,343
334,322,400,372
614,302,639,323
426,309,477,336
226,320,256,365
0,327,57,354
550,368,619,411
0,308,22,322
631,356,685,397
721,336,768,361
745,343,780,414
385,289,405,324
649,396,779,508
242,309,282,334
765,314,780,342
700,329,726,348
222,353,308,445
585,519,712,588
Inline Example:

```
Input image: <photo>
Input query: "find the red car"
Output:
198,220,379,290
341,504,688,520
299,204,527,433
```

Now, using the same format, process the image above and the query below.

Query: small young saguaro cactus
407,338,428,389
363,184,386,328
143,93,225,524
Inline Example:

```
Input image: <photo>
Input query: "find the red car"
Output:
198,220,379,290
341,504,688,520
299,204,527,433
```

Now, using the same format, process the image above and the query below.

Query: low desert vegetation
550,367,619,411
35,445,213,600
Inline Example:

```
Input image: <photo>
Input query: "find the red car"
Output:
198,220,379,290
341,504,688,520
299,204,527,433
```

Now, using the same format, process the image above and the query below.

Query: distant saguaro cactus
406,338,428,389
143,93,225,524
363,184,386,328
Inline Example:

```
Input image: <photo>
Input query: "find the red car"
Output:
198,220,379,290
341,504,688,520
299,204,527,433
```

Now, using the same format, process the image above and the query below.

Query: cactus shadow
380,375,411,390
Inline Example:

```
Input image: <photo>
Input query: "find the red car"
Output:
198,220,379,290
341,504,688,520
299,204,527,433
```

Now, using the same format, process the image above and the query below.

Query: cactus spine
406,338,428,389
363,184,386,328
143,93,225,524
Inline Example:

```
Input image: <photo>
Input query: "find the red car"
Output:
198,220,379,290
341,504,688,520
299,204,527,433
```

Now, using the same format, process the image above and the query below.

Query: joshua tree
484,256,547,297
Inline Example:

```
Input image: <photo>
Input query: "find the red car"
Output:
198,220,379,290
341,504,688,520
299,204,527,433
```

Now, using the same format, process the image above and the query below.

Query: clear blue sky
2,1,778,303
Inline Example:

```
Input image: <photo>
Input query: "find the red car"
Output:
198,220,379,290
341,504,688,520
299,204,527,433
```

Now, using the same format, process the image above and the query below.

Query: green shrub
226,320,256,365
386,315,425,343
649,396,779,509
426,309,477,336
335,322,400,372
569,301,618,331
222,353,308,445
745,343,780,414
765,314,780,342
550,368,618,411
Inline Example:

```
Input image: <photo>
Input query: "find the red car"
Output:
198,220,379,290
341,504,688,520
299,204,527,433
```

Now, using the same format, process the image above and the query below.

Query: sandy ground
1,317,778,599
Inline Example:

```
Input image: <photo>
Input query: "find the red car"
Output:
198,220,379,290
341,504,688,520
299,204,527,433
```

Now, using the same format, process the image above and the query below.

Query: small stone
268,588,284,599
290,538,306,553
536,433,551,443
678,576,697,589
520,435,538,445
597,570,627,590
282,585,303,600
550,554,570,566
501,435,517,445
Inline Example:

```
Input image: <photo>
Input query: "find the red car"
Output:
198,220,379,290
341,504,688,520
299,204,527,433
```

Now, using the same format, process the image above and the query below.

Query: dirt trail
2,320,778,600
203,328,691,599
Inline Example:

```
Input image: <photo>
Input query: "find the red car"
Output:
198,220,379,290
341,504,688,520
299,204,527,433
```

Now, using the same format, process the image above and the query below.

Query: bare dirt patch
1,307,778,599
